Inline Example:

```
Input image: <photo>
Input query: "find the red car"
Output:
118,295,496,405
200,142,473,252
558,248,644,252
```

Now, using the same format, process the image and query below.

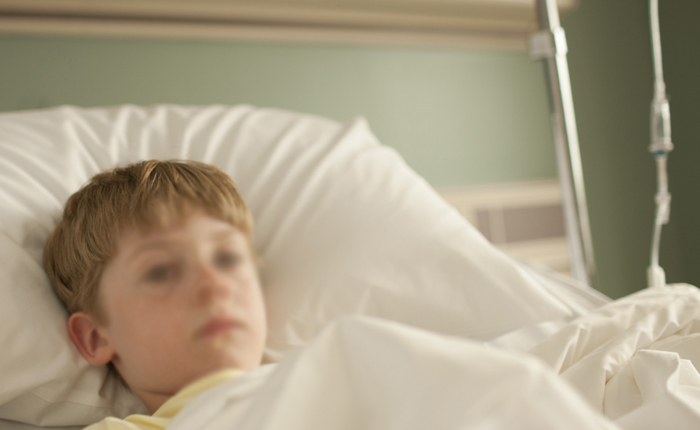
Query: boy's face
96,212,266,404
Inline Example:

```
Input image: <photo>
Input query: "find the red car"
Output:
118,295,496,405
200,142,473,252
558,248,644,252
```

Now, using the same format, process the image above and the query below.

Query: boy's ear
67,312,115,366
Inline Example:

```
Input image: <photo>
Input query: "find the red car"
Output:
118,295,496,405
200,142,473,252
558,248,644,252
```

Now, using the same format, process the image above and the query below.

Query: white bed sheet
531,284,700,429
488,261,611,352
167,284,700,430
169,316,618,430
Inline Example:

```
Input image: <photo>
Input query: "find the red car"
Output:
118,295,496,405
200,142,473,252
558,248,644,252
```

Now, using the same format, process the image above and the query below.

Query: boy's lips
197,316,239,338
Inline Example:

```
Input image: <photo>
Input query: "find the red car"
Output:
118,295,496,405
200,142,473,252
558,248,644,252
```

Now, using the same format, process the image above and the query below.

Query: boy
43,160,267,429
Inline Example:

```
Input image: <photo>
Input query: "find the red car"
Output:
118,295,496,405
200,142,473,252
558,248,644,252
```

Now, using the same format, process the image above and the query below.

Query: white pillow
0,105,572,427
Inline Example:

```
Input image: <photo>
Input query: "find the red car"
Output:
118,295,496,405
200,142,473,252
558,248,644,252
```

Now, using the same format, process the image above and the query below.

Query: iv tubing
647,0,673,289
650,156,669,270
650,0,665,97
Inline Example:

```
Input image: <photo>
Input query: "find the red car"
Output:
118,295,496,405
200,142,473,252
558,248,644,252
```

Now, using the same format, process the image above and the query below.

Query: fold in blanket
169,316,617,430
168,285,700,430
530,284,700,430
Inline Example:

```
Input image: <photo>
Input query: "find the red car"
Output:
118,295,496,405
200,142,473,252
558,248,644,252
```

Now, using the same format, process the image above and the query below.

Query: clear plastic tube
650,156,670,269
647,0,672,289
650,0,665,97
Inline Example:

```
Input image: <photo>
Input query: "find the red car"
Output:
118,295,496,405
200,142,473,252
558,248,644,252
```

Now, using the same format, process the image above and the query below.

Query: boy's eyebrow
124,228,240,264
124,241,175,264
210,228,241,245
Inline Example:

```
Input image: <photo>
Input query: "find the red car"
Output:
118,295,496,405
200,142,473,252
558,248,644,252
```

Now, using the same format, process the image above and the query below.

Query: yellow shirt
84,369,244,430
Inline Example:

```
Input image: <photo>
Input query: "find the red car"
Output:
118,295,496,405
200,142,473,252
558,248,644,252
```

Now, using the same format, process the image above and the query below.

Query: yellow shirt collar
154,368,245,419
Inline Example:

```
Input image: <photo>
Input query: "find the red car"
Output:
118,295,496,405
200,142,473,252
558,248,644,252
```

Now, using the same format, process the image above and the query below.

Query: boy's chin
193,349,263,375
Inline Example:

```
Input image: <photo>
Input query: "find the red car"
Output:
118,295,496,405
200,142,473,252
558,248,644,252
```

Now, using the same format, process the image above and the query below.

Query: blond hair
44,160,253,322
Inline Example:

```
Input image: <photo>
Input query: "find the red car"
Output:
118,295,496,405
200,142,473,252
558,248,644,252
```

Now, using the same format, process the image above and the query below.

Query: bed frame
530,0,595,286
0,0,595,286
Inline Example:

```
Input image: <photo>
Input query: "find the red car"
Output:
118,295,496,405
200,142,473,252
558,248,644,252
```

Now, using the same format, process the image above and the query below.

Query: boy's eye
144,264,176,283
215,251,240,268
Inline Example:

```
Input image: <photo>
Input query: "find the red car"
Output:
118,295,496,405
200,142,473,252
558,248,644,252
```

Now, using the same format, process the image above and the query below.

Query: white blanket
165,285,700,430
169,316,617,430
530,284,700,430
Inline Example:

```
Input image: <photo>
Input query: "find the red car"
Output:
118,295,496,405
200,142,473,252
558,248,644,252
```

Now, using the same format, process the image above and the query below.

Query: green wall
0,36,555,187
0,0,696,299
658,1,700,291
562,0,695,297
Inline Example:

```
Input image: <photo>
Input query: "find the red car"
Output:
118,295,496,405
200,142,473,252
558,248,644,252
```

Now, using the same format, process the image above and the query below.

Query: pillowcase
0,104,573,427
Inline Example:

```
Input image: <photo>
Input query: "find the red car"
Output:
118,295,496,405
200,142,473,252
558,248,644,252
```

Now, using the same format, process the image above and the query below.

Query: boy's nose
192,264,232,305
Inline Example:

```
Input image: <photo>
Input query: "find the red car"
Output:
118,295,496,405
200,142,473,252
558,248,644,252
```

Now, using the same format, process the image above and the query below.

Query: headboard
0,0,575,49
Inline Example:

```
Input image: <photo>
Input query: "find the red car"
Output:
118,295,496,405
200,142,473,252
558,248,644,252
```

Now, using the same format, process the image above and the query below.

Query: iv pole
529,0,597,287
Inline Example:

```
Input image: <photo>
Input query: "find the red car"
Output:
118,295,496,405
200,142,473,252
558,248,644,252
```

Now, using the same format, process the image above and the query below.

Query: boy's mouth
197,316,239,338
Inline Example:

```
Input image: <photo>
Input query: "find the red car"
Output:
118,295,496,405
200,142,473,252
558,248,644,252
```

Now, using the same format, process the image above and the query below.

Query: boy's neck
136,389,172,415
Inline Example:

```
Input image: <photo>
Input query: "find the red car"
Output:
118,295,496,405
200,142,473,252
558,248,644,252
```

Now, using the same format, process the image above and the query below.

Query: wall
1,0,694,298
562,0,694,297
0,36,555,187
659,1,700,291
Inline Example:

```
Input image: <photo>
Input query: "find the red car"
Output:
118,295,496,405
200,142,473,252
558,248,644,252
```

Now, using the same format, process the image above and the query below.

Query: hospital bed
2,1,699,429
1,104,699,430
